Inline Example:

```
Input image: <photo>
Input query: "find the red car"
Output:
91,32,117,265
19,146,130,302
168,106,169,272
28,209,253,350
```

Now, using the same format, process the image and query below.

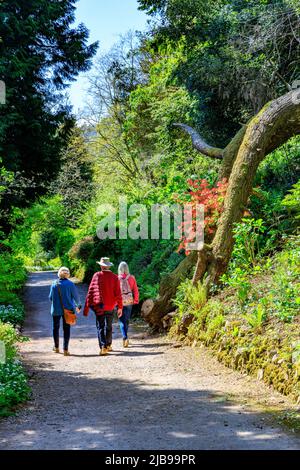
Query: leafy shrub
0,253,27,304
281,179,300,231
0,361,30,417
0,249,29,415
223,236,300,324
182,297,300,402
270,241,300,322
256,137,300,192
231,218,266,270
40,229,58,254
244,303,267,329
139,283,159,301
0,320,30,416
221,267,251,307
0,321,19,360
69,236,95,263
173,279,207,320
0,305,24,326
175,178,228,253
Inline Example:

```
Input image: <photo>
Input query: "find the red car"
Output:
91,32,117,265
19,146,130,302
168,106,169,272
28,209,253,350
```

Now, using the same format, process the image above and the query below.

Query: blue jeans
96,311,113,349
53,315,70,351
118,305,133,340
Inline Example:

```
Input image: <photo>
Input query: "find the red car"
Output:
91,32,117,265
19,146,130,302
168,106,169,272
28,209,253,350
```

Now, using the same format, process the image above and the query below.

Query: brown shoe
124,339,129,348
107,345,113,352
64,350,70,356
100,348,108,356
53,347,60,354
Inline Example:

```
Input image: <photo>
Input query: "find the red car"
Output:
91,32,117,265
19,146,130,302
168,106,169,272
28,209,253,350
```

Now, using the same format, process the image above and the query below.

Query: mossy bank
170,236,300,402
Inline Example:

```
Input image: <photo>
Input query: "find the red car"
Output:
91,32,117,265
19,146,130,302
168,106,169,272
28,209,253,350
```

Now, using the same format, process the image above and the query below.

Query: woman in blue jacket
49,267,81,356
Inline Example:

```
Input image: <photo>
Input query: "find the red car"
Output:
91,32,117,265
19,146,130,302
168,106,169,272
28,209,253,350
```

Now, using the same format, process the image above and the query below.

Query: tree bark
206,89,300,286
145,251,197,329
173,123,224,159
146,88,300,329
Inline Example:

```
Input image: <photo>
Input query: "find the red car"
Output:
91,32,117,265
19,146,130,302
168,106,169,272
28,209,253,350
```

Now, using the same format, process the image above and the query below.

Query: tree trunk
145,251,197,329
206,89,300,286
146,88,300,329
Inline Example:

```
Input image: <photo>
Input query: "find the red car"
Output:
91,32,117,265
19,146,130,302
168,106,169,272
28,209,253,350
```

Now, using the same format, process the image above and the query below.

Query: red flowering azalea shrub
174,178,228,254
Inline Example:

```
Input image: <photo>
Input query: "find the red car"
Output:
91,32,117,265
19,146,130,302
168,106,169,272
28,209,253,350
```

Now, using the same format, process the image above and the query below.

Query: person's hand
117,309,123,318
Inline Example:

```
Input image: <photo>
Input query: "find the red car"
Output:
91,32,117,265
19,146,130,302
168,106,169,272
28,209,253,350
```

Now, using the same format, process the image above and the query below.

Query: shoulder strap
56,281,65,311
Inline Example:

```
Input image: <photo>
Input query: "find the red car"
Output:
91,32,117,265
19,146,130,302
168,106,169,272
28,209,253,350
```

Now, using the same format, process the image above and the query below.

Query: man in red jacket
84,257,123,356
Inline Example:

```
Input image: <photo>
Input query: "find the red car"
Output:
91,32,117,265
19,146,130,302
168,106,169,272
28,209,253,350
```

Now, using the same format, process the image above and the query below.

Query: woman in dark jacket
49,267,81,356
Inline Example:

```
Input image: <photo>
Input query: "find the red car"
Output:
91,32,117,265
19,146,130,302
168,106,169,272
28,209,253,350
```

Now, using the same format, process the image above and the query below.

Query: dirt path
0,271,300,450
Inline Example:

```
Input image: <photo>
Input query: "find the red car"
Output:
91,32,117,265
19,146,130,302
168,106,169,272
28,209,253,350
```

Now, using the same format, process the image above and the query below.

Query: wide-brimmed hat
97,257,114,267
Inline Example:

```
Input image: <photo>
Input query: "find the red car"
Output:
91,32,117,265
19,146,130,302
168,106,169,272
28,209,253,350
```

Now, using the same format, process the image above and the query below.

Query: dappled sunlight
1,271,300,450
169,432,197,439
1,364,298,450
236,431,277,440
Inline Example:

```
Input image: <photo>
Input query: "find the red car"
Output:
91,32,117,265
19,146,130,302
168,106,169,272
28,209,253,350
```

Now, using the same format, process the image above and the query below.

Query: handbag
57,282,77,326
120,275,134,306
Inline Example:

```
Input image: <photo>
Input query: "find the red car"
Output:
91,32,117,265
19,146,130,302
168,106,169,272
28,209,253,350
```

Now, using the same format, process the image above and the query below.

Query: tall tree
139,0,300,145
0,0,98,229
137,0,300,328
146,87,300,329
50,127,94,228
85,33,147,181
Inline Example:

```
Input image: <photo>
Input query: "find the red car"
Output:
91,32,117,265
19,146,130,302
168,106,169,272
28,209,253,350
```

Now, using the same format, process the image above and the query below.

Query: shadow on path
0,271,299,450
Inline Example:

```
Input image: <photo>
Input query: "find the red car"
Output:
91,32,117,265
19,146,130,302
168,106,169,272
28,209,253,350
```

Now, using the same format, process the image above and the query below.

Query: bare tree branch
173,123,224,159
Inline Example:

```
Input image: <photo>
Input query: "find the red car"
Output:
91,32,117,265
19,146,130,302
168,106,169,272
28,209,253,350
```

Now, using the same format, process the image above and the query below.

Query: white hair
118,262,130,275
58,267,70,279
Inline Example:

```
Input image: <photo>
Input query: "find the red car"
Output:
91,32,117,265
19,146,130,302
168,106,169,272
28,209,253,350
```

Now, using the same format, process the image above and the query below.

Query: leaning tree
145,88,300,329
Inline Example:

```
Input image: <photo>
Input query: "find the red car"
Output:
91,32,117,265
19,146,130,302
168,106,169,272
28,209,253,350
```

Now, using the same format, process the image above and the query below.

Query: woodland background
0,0,300,414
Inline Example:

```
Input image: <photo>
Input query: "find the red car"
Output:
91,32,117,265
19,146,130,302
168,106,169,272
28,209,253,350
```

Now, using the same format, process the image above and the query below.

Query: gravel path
0,271,300,450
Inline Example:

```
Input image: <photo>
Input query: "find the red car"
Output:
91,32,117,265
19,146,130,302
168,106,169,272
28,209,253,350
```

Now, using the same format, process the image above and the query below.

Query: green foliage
244,303,267,330
180,292,300,401
50,128,95,228
0,361,30,417
3,2,299,337
139,1,300,144
139,283,159,300
0,253,27,305
0,161,14,203
223,236,300,323
222,268,251,307
0,321,20,360
173,279,207,319
221,218,268,307
0,0,299,412
124,39,219,196
0,305,24,327
269,241,300,322
282,180,300,227
206,313,225,337
0,0,98,231
169,239,300,402
0,240,29,417
8,196,75,269
256,137,300,193
231,218,267,269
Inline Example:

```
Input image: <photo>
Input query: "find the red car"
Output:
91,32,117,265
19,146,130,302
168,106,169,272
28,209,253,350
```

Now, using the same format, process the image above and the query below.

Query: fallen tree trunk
147,88,300,330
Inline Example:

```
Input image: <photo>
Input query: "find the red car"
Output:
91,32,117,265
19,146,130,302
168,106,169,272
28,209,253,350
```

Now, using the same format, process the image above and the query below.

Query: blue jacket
49,279,81,317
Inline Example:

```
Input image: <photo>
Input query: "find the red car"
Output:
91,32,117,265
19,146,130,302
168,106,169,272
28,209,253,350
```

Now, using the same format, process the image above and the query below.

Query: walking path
0,271,299,450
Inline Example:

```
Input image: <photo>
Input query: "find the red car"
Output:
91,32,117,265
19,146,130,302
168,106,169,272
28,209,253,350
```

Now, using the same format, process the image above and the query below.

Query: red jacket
119,274,139,304
84,270,123,316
